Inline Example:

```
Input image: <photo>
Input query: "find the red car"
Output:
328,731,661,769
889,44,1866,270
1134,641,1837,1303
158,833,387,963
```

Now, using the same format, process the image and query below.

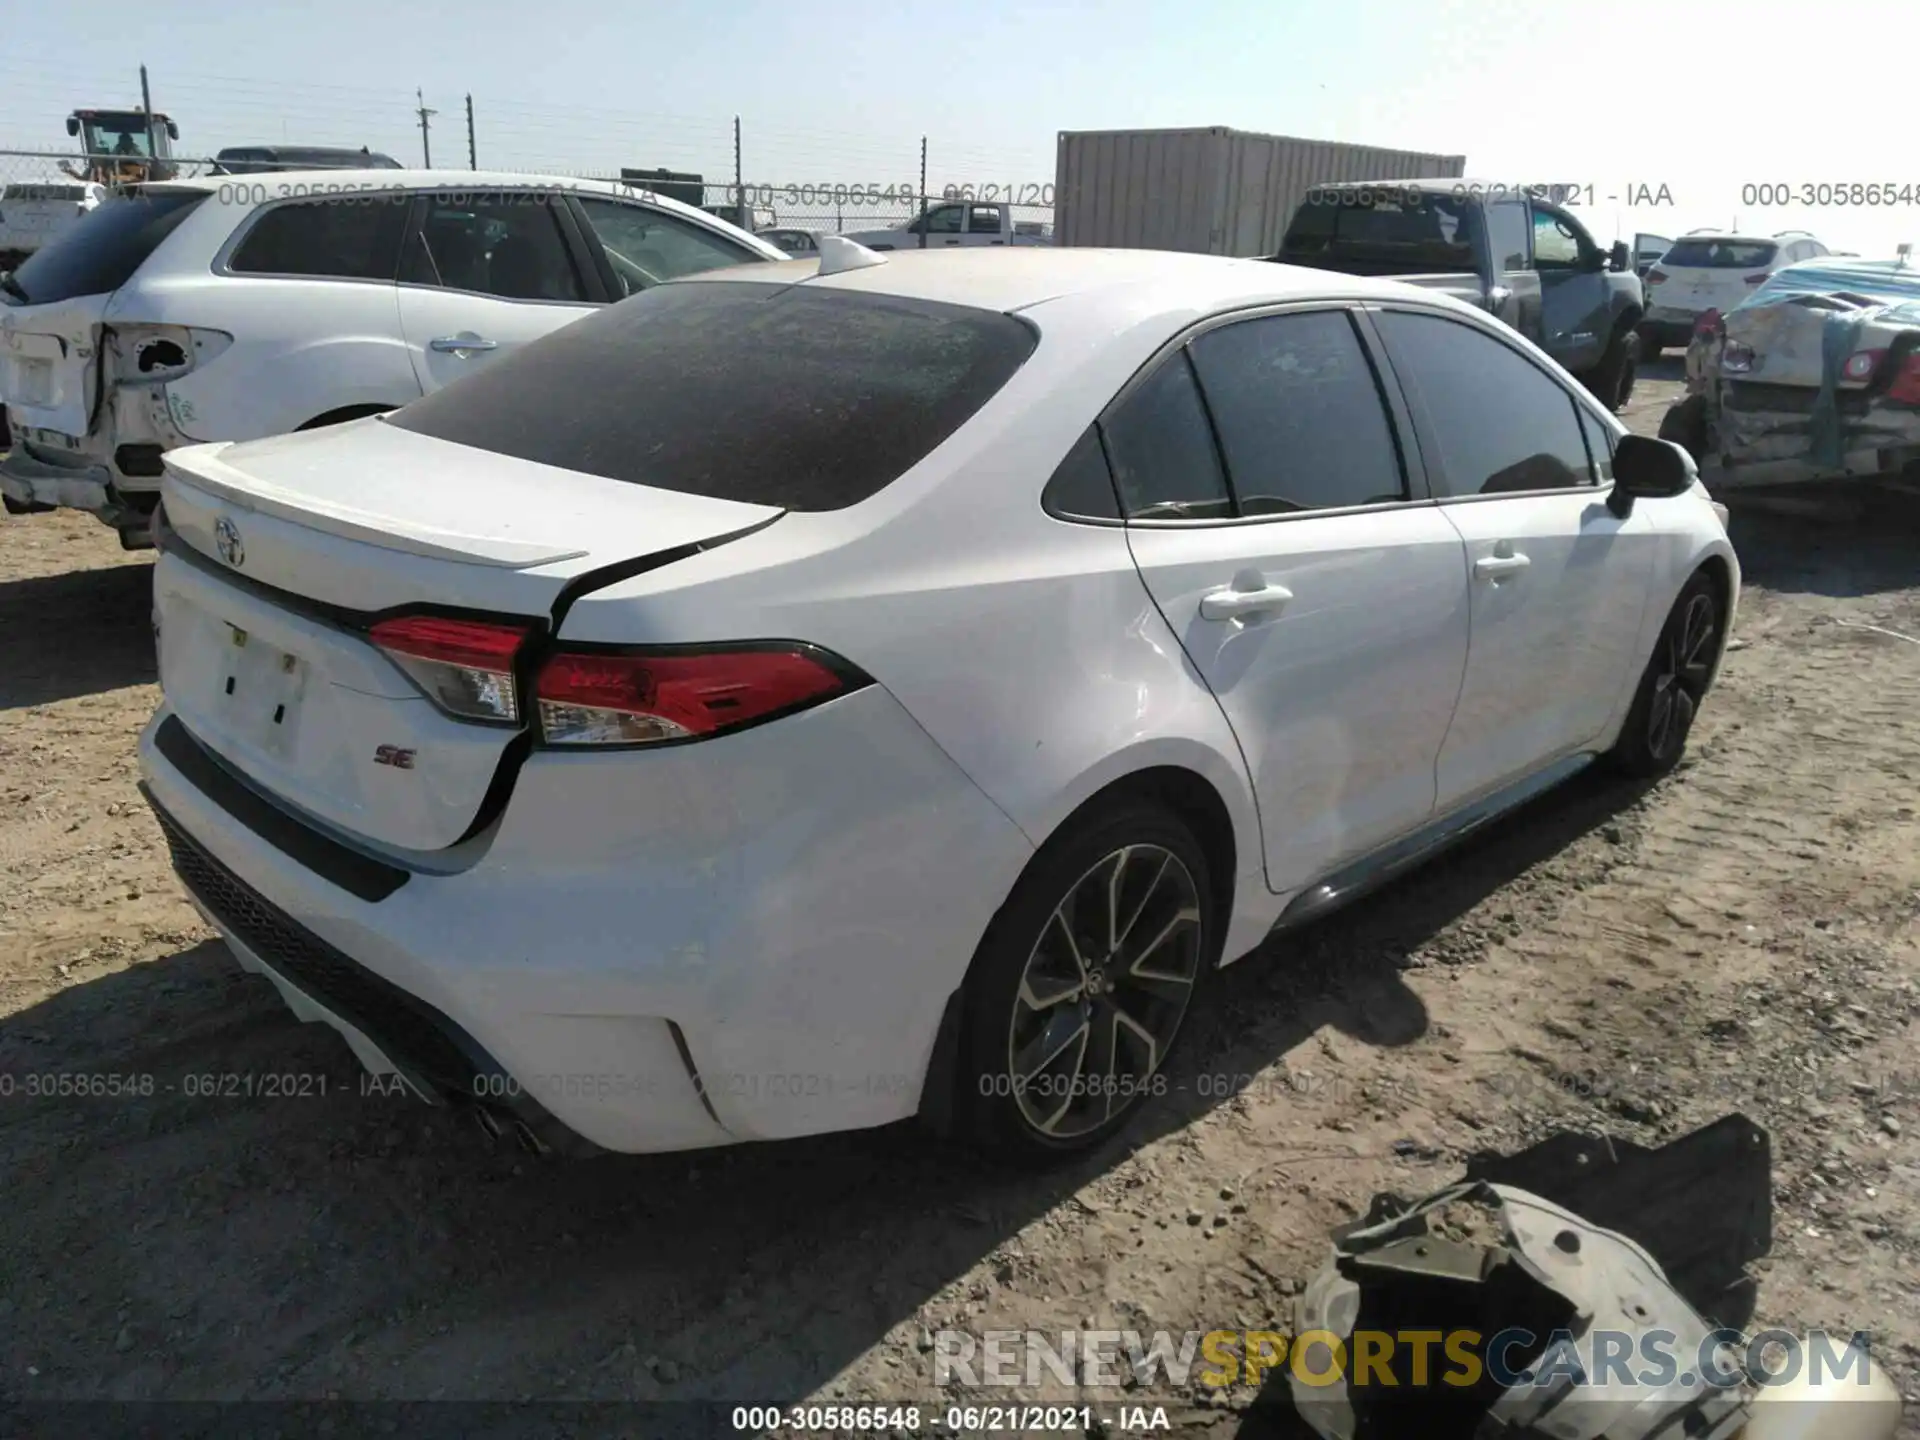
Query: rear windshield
3,190,207,305
386,281,1039,511
1279,193,1480,274
1662,239,1778,270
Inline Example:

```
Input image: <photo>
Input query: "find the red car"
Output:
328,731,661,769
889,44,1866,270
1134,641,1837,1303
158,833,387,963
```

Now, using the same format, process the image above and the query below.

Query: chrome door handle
1473,553,1532,581
430,335,498,354
1199,582,1294,621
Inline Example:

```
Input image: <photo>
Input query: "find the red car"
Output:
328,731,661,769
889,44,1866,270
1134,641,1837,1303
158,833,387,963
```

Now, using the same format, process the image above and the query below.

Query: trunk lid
156,418,783,853
0,294,108,439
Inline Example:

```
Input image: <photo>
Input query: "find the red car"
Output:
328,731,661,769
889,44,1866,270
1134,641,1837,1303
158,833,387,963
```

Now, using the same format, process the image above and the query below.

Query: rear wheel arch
296,402,399,431
916,763,1239,1144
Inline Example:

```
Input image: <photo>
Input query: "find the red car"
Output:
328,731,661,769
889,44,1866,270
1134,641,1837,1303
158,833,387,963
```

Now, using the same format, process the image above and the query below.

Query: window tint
1576,405,1615,483
1042,427,1121,520
1662,238,1778,269
575,197,762,296
404,193,585,302
1531,207,1581,268
1187,311,1405,514
968,205,1002,235
1280,192,1479,276
386,281,1037,512
1374,311,1595,496
923,205,964,235
1100,351,1232,520
229,197,407,280
6,189,206,304
1487,202,1529,271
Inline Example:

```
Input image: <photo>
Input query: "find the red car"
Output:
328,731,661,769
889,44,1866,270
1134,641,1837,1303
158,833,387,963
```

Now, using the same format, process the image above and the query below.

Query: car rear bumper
136,685,1034,1155
1,441,159,528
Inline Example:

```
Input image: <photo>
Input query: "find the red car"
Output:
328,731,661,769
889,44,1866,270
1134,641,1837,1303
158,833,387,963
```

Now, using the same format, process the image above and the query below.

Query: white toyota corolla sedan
138,240,1738,1161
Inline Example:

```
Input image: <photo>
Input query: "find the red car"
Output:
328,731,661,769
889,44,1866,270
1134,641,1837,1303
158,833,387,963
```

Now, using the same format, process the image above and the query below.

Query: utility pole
733,116,743,224
139,64,157,163
918,136,928,249
415,89,437,168
465,94,476,169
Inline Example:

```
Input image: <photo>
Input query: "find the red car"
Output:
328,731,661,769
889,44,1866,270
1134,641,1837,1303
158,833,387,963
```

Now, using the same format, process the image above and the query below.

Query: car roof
688,245,1487,319
147,169,779,248
1671,233,1777,244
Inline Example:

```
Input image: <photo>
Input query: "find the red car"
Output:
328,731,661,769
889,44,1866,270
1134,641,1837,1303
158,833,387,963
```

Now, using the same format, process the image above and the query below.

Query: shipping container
1054,126,1467,256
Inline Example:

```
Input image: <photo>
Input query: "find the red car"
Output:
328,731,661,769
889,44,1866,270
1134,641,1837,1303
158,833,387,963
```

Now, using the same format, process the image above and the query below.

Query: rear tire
1657,393,1708,463
953,797,1220,1163
1606,571,1722,779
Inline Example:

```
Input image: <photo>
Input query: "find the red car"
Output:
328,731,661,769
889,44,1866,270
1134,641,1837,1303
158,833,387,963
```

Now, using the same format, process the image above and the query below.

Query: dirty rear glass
3,189,207,305
1280,192,1480,274
1662,239,1778,270
385,280,1039,511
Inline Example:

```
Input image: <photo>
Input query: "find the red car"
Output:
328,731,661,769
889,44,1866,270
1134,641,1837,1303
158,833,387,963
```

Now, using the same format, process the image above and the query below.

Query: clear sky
4,0,1918,253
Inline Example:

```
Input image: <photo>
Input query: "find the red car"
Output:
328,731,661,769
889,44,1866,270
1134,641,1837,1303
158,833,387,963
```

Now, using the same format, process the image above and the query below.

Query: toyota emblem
213,516,245,568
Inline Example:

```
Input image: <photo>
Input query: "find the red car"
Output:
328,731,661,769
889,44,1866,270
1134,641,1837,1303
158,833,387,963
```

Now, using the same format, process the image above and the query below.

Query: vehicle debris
1286,1115,1902,1439
1662,256,1920,497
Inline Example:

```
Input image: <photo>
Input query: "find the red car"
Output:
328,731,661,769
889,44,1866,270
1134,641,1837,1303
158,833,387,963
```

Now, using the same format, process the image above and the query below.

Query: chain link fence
0,150,1054,252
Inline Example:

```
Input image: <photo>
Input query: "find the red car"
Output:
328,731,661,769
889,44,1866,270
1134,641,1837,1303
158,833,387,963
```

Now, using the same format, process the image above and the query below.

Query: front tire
1607,571,1722,778
954,797,1219,1162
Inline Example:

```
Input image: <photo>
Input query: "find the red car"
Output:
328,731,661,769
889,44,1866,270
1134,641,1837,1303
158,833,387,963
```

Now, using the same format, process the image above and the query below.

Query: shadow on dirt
0,764,1655,1412
1724,486,1920,600
0,560,156,709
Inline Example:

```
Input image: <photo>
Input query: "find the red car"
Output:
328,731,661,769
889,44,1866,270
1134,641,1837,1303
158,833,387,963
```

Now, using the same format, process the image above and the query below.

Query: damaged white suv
0,170,783,546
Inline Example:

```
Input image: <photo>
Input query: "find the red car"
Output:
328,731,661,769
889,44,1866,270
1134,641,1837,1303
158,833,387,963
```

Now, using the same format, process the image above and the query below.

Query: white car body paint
138,248,1739,1153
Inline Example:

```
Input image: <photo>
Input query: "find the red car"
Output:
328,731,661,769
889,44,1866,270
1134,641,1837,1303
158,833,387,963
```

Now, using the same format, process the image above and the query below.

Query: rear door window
4,189,207,304
573,197,762,296
1187,310,1407,513
401,193,587,302
967,206,1003,235
229,197,408,280
385,281,1038,511
1099,351,1233,520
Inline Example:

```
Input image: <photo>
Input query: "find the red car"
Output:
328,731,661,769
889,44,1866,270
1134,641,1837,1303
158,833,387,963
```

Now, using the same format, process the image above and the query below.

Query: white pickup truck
840,199,1051,251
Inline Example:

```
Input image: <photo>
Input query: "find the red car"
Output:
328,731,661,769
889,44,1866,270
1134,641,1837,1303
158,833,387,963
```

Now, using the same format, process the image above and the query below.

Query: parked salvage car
1274,181,1647,412
138,243,1736,1162
1639,229,1832,358
1657,255,1920,493
0,170,784,544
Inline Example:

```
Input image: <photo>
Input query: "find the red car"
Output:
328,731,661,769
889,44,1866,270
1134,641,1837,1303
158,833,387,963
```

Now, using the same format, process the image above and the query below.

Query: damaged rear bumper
1,441,161,531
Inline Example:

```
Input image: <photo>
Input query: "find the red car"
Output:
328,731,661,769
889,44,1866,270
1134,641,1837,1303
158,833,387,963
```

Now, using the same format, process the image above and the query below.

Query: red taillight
1888,355,1920,405
1743,272,1771,285
533,645,862,747
370,614,530,723
1841,349,1887,383
1647,269,1668,285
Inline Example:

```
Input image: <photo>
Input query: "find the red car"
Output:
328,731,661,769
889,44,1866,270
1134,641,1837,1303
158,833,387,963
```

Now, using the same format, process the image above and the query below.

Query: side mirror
66,116,80,137
166,120,180,140
1607,434,1695,517
1608,240,1630,272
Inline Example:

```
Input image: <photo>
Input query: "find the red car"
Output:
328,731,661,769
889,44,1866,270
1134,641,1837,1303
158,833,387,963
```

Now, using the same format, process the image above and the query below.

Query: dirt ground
3,363,1918,1437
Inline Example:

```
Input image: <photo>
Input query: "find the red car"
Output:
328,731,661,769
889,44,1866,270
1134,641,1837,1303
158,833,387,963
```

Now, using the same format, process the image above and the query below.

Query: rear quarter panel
112,272,418,441
554,295,1279,957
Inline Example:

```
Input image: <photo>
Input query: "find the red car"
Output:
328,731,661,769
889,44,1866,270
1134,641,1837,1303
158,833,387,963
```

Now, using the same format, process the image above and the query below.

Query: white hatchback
1640,230,1831,356
138,243,1738,1161
0,170,784,542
